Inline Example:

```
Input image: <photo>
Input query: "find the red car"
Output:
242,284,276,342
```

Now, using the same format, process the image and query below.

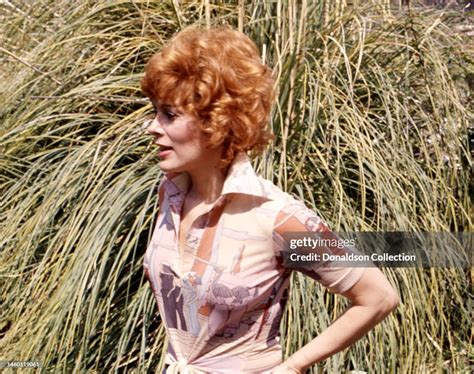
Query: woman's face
146,100,221,174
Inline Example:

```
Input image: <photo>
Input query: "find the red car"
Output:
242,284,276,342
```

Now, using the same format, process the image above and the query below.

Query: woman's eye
164,111,176,120
150,103,178,122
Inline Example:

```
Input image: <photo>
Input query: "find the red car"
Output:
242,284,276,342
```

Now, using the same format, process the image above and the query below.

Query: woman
141,26,399,374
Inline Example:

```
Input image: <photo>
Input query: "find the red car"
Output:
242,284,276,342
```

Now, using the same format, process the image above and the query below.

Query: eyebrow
151,100,174,110
162,104,174,111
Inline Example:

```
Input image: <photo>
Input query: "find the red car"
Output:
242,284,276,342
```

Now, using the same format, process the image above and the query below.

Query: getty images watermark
281,232,472,268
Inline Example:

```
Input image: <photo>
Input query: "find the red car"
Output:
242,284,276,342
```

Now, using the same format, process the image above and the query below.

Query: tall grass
1,1,471,373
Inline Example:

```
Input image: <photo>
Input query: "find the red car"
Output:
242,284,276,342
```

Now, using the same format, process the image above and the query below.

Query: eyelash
153,107,177,121
164,110,176,120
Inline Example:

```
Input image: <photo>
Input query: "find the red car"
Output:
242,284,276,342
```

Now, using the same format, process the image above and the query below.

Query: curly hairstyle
141,26,275,167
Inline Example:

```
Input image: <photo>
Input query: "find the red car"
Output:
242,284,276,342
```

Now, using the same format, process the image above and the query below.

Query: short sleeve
272,199,365,294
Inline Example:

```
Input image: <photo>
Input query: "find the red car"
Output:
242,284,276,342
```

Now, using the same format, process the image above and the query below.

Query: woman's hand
271,363,303,374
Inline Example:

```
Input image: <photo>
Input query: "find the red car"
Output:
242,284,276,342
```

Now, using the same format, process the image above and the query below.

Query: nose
146,115,164,136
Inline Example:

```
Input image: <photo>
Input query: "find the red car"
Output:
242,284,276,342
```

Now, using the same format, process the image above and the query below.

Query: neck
187,164,228,204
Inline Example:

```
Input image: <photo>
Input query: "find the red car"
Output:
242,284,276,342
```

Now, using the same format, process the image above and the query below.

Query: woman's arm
273,267,399,373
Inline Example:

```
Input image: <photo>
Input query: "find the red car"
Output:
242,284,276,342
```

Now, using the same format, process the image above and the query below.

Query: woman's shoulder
253,175,329,231
256,175,311,210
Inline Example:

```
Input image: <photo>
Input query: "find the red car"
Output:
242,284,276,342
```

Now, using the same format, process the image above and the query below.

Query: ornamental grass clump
0,1,471,373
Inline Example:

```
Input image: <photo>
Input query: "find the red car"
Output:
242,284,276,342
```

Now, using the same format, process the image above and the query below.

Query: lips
159,146,173,151
154,142,173,150
155,144,173,158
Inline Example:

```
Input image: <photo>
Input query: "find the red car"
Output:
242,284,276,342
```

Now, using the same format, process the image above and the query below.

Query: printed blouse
143,153,365,373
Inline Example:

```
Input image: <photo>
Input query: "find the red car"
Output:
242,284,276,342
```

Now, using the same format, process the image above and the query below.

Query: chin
158,161,173,171
158,161,184,173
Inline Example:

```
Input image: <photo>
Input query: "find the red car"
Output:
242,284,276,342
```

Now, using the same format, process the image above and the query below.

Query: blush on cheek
184,120,201,138
167,118,201,143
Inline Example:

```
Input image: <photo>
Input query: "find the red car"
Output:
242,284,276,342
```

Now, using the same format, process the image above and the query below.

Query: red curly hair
141,26,275,167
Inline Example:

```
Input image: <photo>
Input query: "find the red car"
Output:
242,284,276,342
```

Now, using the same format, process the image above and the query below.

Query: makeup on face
147,100,212,174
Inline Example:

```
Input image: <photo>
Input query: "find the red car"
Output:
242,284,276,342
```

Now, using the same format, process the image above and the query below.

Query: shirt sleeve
272,199,365,294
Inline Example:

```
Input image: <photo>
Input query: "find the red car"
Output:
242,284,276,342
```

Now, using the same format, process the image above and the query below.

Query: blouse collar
161,152,268,201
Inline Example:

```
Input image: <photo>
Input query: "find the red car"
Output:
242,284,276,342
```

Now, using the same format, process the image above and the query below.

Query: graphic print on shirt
160,263,187,331
207,265,254,338
181,271,202,336
266,285,289,346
